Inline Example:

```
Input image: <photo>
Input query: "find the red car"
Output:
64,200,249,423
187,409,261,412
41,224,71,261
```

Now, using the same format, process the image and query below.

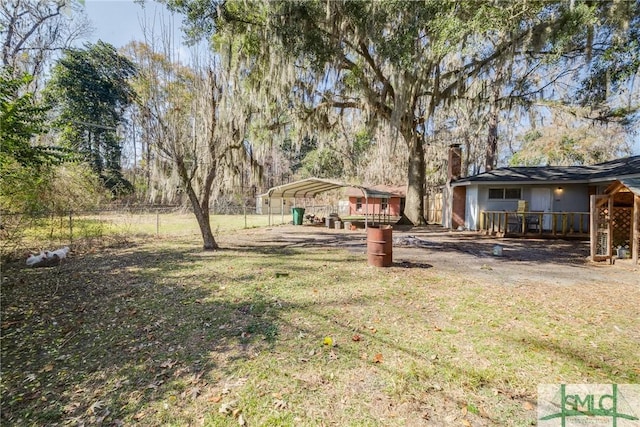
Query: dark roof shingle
452,155,640,186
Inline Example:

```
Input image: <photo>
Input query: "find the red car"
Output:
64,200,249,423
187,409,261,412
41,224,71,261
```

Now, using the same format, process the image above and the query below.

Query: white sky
81,0,197,63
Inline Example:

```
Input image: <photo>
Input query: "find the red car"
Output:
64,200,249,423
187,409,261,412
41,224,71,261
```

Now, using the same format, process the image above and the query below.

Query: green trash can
292,207,305,225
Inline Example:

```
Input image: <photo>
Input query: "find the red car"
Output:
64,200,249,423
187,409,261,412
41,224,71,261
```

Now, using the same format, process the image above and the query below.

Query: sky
78,1,639,156
80,0,197,63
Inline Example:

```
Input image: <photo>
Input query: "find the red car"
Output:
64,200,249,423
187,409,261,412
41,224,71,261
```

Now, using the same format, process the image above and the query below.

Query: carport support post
281,198,285,224
365,194,369,229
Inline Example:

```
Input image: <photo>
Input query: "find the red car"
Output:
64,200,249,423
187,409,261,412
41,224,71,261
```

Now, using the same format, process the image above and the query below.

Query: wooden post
552,213,557,237
562,213,568,236
590,195,597,261
538,212,543,235
69,210,73,245
491,212,496,236
633,195,639,264
578,213,584,234
503,212,508,234
607,196,614,260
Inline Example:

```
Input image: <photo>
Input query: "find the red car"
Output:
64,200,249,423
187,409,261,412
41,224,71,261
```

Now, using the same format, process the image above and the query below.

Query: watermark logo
538,384,640,427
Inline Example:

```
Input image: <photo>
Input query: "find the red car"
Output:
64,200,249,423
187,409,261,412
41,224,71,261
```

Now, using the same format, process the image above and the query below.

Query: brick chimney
448,144,462,181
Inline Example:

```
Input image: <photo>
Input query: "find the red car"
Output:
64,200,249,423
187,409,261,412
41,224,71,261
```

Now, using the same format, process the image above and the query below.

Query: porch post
634,194,639,264
607,196,614,259
590,195,596,261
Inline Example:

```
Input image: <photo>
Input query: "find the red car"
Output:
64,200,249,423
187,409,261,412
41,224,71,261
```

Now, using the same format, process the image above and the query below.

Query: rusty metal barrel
367,225,393,267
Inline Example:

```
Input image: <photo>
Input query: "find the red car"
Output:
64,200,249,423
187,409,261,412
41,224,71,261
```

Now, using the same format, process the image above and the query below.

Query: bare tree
127,41,259,250
1,0,90,88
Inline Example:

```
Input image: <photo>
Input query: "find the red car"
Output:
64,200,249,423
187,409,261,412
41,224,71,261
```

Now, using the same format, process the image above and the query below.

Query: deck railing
480,211,590,237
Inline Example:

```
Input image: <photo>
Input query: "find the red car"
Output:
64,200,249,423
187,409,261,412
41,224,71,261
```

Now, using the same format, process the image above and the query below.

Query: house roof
451,155,640,187
617,177,640,196
344,184,406,198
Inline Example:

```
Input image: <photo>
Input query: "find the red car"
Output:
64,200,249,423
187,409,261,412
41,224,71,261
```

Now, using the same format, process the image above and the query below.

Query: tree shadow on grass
501,333,640,383
0,243,292,425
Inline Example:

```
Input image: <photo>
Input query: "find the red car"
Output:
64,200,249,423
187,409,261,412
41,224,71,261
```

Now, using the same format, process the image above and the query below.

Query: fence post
69,210,73,245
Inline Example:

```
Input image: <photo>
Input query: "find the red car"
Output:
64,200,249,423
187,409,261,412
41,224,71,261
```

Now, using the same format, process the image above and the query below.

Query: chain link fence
1,205,288,262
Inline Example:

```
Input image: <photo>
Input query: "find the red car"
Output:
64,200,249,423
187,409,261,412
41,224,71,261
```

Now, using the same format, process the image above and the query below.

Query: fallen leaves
372,353,384,364
273,399,288,410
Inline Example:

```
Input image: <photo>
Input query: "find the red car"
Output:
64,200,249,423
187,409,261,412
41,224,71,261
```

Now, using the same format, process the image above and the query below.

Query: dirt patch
219,224,640,287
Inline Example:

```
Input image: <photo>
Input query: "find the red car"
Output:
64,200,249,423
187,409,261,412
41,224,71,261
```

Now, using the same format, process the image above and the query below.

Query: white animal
26,246,70,267
26,251,47,266
49,246,70,260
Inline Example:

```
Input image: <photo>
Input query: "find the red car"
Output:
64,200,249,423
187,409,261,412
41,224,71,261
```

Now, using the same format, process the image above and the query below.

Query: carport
261,178,373,228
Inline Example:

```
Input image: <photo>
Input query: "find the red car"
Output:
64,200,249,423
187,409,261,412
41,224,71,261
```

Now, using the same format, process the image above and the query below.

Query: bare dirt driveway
219,224,640,287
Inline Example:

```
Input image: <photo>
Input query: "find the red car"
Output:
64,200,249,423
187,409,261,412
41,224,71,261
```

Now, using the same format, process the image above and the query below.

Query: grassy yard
2,213,279,259
1,232,638,426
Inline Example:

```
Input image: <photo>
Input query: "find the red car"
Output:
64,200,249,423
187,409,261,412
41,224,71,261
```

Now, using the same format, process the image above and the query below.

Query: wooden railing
480,211,590,237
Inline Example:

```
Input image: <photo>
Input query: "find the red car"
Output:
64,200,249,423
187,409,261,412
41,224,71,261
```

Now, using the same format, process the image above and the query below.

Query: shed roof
616,177,640,196
452,155,640,186
344,184,406,198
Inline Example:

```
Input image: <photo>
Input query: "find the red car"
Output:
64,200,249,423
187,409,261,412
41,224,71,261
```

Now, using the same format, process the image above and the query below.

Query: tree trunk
186,185,218,250
485,104,498,172
401,132,426,226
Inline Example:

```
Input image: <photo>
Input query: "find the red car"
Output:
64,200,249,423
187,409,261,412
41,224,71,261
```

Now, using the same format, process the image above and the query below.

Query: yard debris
274,399,288,410
219,400,237,415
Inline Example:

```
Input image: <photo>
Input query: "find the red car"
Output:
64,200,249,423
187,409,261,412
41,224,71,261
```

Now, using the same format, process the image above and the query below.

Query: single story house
443,146,639,262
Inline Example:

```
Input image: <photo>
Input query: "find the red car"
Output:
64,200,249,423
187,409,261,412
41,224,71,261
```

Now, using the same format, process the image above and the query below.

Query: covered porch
478,210,590,239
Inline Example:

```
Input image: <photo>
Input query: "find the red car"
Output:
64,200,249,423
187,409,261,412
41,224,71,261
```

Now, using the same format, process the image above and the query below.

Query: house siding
465,186,479,230
468,184,592,232
348,196,402,216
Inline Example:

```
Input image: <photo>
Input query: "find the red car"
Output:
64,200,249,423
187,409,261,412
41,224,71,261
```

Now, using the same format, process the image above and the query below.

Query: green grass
3,213,280,258
1,233,638,426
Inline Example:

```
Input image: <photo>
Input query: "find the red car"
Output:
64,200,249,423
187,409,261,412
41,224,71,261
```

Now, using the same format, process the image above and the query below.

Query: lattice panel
595,206,610,256
612,207,632,249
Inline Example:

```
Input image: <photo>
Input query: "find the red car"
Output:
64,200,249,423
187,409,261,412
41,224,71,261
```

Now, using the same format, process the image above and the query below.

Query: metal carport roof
261,178,351,199
260,178,387,228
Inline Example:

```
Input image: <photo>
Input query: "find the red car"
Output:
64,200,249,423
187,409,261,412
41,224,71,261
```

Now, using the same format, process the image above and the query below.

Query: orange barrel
367,225,393,267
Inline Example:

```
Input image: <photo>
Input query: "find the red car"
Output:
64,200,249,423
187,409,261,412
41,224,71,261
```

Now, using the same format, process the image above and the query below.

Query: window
488,188,504,199
489,188,522,199
381,198,389,212
356,198,363,211
504,188,522,199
